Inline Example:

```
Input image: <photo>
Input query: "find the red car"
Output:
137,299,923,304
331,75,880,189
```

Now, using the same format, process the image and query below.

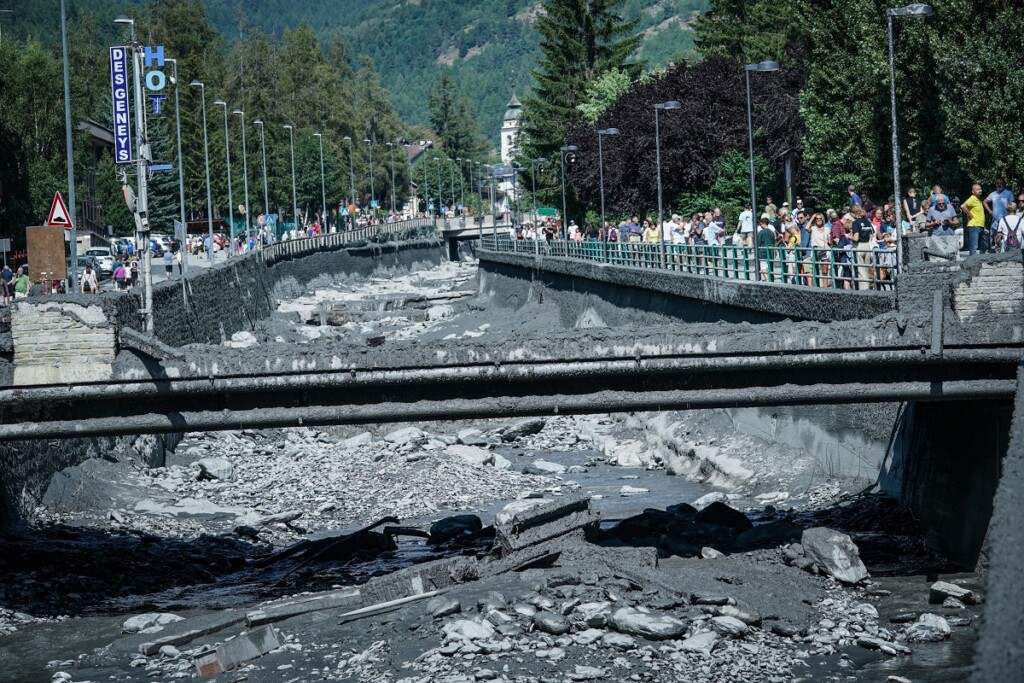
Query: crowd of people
503,179,1024,290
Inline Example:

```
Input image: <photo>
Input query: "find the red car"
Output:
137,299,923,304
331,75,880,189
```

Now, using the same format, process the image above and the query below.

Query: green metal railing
481,236,897,291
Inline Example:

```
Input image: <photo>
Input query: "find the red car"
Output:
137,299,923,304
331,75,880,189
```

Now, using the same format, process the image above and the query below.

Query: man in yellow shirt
961,183,987,255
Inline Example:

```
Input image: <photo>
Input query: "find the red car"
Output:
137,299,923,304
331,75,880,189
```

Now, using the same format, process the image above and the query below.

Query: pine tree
522,0,644,159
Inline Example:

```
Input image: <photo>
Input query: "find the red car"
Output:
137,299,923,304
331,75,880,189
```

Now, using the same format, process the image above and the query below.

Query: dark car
167,237,181,253
150,239,164,257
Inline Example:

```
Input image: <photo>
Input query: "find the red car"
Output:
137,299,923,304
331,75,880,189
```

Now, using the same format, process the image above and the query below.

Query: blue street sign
149,163,173,172
341,208,349,216
109,47,133,163
428,202,435,210
371,199,379,208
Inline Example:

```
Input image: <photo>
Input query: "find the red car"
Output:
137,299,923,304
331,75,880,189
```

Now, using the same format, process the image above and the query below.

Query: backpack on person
1003,215,1022,251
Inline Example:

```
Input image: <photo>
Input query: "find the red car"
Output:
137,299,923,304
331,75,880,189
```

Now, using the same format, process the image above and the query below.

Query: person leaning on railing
756,216,775,282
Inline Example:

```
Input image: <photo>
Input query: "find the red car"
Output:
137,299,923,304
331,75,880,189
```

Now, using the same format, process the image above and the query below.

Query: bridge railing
260,218,435,265
481,236,897,290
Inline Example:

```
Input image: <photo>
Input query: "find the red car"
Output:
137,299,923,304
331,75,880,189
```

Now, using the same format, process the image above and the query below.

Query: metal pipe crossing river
1,345,1017,440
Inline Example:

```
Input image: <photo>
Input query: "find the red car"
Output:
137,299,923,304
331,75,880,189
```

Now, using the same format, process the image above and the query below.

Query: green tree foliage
523,0,644,159
695,0,1024,208
428,74,490,164
577,68,632,125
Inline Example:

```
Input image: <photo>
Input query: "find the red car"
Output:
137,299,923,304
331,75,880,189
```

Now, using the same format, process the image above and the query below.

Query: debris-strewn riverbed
0,260,983,682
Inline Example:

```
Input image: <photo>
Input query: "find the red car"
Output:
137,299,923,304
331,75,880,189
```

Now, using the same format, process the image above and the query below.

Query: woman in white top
808,213,830,288
81,265,99,294
998,201,1023,252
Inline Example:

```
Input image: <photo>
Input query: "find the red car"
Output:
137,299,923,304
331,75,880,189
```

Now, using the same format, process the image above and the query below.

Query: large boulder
523,459,566,475
928,581,976,605
800,527,869,584
501,418,546,442
196,457,234,481
694,502,752,531
446,445,494,468
608,607,687,641
429,514,483,544
495,499,548,526
904,613,951,643
122,613,184,634
384,426,428,446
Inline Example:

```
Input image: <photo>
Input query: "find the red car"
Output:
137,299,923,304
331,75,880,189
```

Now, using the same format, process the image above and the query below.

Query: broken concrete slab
929,581,976,605
358,556,478,605
494,493,599,555
193,624,281,676
245,589,361,628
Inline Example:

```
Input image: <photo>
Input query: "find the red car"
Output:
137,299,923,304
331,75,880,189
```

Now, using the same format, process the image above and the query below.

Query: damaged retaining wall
151,237,445,347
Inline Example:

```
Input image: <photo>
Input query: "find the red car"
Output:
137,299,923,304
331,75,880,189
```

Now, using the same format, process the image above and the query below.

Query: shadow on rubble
597,491,954,576
0,515,498,619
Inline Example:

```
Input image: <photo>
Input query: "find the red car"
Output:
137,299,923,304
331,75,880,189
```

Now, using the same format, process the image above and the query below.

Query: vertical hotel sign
109,46,132,163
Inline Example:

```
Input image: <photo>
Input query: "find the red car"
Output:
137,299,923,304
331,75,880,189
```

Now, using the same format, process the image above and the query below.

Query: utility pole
61,0,77,292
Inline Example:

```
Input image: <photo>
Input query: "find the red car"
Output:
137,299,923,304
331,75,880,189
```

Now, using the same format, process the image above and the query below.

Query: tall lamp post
888,3,933,272
386,141,397,215
232,109,251,245
457,158,465,215
212,99,234,243
560,145,577,239
363,138,375,218
531,157,547,231
61,0,77,291
282,124,298,232
744,60,780,277
312,132,327,231
253,119,270,229
597,128,620,245
343,136,355,229
654,101,681,267
189,80,214,263
448,159,457,213
512,166,526,231
166,58,187,274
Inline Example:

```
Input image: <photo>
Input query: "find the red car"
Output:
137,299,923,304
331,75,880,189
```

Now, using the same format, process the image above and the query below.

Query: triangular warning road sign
46,191,74,229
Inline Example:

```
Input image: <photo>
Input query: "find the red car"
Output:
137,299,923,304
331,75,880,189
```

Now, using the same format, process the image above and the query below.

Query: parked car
149,239,164,257
83,248,114,276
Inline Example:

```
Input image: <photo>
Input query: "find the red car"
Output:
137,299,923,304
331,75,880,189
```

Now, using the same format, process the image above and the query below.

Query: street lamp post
213,100,234,246
457,158,465,216
189,80,215,264
597,128,620,247
61,0,77,291
449,159,456,214
363,138,375,218
343,136,355,230
512,166,526,232
744,60,780,279
232,109,250,246
654,101,681,267
313,132,327,231
888,3,933,273
531,157,547,233
386,141,396,215
282,124,298,233
560,145,577,240
166,58,187,274
253,119,269,230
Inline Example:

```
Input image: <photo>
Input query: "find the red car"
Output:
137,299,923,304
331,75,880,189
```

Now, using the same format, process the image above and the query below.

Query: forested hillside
4,0,708,141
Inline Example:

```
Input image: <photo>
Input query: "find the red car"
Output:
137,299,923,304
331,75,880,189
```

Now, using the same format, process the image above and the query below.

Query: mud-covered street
0,260,985,682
